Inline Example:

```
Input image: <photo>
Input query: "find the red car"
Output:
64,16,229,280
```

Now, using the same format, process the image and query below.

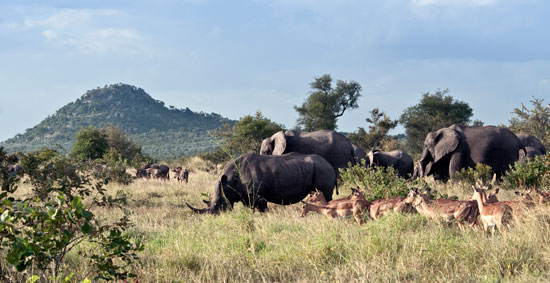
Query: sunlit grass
5,160,550,282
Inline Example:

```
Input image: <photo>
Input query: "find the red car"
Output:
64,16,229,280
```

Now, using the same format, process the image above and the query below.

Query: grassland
5,157,550,282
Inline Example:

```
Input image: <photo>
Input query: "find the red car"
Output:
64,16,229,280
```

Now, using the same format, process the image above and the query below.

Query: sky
1,0,550,141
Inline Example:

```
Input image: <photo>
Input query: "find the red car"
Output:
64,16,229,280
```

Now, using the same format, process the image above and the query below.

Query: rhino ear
434,129,460,163
272,131,287,155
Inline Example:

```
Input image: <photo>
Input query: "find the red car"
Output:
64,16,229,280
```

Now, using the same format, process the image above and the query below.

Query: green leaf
81,278,92,283
71,196,82,208
26,275,39,283
81,222,92,234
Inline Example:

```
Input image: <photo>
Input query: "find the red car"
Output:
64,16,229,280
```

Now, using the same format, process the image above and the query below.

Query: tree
400,89,473,155
103,125,145,165
70,126,109,160
206,111,284,163
294,74,361,131
508,97,550,149
348,108,398,151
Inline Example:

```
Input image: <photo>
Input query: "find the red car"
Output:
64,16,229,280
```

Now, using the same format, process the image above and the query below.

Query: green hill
0,83,233,159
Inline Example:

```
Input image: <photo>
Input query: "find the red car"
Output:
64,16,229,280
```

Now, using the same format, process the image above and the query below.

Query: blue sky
1,0,549,141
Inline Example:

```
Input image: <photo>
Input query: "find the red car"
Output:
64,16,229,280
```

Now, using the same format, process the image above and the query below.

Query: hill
0,83,233,159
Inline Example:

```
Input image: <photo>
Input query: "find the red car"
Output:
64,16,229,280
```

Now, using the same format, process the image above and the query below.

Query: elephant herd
188,125,547,214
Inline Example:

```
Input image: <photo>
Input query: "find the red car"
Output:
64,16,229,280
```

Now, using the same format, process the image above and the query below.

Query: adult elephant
517,133,546,159
367,150,414,179
187,153,336,214
260,130,355,177
352,144,368,165
418,124,526,181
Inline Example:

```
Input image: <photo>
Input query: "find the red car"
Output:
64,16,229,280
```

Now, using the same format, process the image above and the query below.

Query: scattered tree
294,74,361,131
400,89,473,154
70,126,109,160
348,108,398,151
205,111,284,163
508,97,550,149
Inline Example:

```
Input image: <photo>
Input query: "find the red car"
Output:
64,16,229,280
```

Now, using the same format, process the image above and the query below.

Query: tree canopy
204,111,284,164
400,89,473,154
508,97,550,149
348,108,398,151
70,126,109,160
294,74,361,131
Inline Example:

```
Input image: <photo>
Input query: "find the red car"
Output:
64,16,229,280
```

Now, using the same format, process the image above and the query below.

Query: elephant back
460,125,524,173
286,130,356,173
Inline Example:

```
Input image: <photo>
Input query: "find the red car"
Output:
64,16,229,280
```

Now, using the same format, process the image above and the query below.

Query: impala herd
300,183,550,234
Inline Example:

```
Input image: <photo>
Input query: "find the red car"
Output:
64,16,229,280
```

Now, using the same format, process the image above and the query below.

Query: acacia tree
349,108,398,151
294,74,361,131
400,89,473,154
508,97,550,149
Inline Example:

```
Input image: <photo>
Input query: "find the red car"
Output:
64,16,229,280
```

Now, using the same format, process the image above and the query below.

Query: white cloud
45,28,144,55
8,8,144,55
412,0,497,7
539,78,550,86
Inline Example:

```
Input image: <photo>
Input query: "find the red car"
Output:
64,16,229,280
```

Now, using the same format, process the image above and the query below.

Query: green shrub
504,153,550,190
453,163,494,186
339,162,409,201
0,147,143,281
94,148,134,185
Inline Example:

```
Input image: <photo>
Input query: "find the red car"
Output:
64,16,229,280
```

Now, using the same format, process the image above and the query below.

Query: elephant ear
271,131,287,155
433,129,460,164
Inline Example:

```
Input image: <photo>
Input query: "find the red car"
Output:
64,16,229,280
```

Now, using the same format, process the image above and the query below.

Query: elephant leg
448,152,464,178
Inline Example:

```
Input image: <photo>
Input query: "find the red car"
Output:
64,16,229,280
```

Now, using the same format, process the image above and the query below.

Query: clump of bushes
339,162,409,201
0,147,143,282
504,153,550,191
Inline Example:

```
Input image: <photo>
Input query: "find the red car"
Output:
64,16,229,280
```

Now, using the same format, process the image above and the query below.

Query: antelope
471,186,513,233
300,190,370,224
534,189,550,205
477,187,535,217
404,188,478,229
369,196,413,220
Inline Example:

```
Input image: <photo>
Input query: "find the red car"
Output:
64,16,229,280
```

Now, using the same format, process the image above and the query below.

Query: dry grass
7,161,550,282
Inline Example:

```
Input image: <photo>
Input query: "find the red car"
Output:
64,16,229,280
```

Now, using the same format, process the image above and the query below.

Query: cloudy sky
1,0,549,141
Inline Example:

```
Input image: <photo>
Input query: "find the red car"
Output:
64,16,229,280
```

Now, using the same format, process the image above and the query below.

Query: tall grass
4,160,550,282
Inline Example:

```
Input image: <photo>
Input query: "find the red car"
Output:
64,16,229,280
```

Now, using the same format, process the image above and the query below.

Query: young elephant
366,150,414,179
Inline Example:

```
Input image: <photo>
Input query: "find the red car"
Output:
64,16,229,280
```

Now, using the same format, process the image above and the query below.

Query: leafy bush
339,161,409,201
0,147,143,281
87,149,135,185
452,163,494,194
504,154,550,190
70,126,109,160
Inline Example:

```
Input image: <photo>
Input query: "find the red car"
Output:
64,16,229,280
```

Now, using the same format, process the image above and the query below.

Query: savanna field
4,157,550,283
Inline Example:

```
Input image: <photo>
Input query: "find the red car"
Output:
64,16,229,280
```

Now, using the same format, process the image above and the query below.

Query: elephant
187,152,337,214
366,150,414,179
418,124,526,181
260,130,356,177
352,144,368,165
517,133,546,160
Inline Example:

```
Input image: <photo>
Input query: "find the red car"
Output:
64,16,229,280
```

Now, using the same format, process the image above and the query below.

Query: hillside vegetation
0,84,233,159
